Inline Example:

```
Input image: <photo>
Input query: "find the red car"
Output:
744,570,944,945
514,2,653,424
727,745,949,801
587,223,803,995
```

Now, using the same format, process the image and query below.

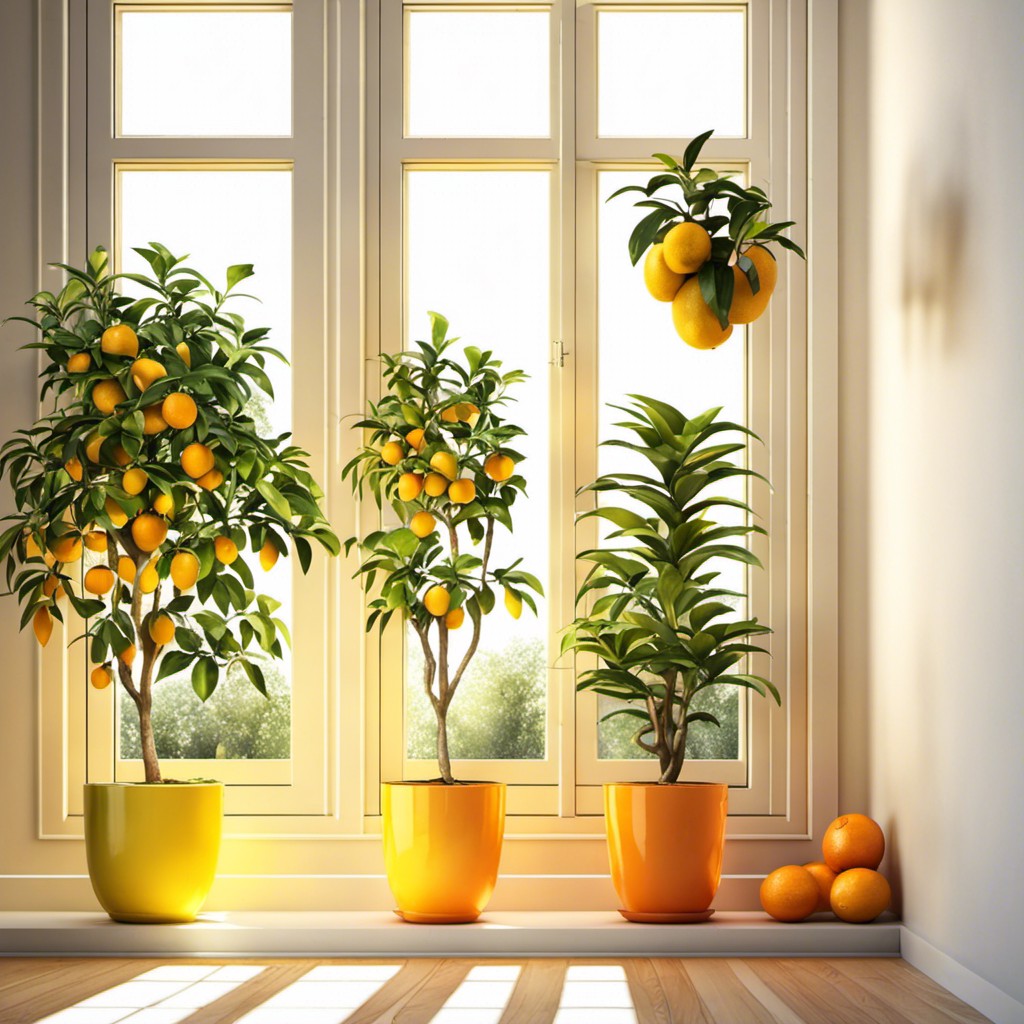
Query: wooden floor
0,956,992,1024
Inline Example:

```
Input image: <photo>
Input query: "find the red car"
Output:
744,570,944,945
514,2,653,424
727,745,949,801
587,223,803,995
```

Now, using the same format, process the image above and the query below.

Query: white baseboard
900,927,1024,1024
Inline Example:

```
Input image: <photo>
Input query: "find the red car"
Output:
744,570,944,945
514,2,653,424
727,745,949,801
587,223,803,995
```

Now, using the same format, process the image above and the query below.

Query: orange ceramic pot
604,781,728,922
382,781,505,923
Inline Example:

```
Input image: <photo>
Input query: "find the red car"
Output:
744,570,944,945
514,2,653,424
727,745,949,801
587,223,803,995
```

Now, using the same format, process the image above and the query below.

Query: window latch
551,339,568,367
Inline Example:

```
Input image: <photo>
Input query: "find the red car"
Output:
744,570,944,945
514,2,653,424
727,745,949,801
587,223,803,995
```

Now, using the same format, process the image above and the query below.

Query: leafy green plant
0,244,339,783
561,397,780,784
343,312,543,784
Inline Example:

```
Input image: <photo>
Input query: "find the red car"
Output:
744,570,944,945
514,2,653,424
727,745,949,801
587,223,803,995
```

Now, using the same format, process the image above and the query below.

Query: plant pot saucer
618,908,715,923
393,908,480,924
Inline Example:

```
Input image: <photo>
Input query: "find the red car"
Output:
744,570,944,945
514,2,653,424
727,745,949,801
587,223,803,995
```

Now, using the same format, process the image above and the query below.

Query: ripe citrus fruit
48,534,82,562
802,862,838,913
83,530,108,552
454,402,480,425
148,613,176,647
405,428,426,452
162,392,198,429
105,497,129,527
101,323,138,358
484,453,515,482
121,467,149,495
822,813,885,872
42,575,65,600
504,587,523,619
662,222,712,274
196,468,224,491
24,533,44,559
214,536,239,565
671,278,734,349
117,555,136,584
440,406,459,424
92,378,127,414
142,404,168,435
33,606,53,647
381,441,405,465
90,664,112,689
429,451,458,480
259,539,279,571
423,585,450,617
409,511,436,538
84,566,115,595
730,244,778,324
398,472,424,502
64,457,83,482
152,493,174,516
131,513,168,553
85,435,104,463
445,607,465,630
830,868,891,923
423,472,449,497
119,643,137,667
67,352,92,373
447,478,476,504
170,550,200,590
112,444,132,467
643,243,686,301
130,358,166,391
176,342,192,367
759,865,820,922
138,560,159,594
181,443,215,479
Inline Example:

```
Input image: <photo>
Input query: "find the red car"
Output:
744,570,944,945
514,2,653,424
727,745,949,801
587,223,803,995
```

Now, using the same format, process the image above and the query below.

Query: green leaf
156,650,194,683
681,129,715,172
191,657,220,701
226,264,255,291
256,480,292,519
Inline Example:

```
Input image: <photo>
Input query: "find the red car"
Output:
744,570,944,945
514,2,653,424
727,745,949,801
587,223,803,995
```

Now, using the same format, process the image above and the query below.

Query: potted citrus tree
0,244,339,922
344,312,542,922
561,396,780,921
611,129,805,349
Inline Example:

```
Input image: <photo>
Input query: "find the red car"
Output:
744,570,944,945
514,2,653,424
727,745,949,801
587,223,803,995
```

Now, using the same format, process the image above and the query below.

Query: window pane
406,11,550,137
405,169,551,760
117,168,293,760
118,11,292,136
597,10,746,138
596,169,747,760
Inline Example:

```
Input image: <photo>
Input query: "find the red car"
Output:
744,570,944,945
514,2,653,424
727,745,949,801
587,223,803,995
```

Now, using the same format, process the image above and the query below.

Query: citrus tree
560,397,780,784
611,129,806,349
343,312,543,784
0,244,339,783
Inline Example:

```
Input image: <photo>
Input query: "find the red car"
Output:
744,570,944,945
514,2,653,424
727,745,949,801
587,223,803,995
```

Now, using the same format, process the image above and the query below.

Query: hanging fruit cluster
611,129,806,350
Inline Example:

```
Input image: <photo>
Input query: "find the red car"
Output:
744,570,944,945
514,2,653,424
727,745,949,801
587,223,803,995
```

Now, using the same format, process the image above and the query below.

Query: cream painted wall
841,0,1024,1006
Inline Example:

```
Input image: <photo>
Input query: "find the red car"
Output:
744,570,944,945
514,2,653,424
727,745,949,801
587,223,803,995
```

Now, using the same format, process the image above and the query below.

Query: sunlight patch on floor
553,964,638,1024
430,964,522,1023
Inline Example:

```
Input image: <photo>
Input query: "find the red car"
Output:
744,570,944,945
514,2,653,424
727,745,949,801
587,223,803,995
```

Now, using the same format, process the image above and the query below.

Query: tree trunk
138,693,162,783
435,702,454,784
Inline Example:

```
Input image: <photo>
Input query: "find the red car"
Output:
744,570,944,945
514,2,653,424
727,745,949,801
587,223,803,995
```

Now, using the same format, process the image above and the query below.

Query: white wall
841,0,1024,1007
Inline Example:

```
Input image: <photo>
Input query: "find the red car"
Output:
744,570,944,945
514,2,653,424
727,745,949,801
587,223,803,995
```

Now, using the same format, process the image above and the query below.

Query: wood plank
388,959,473,1024
343,959,444,1024
623,958,673,1024
179,960,315,1024
649,959,713,1024
499,958,565,1024
747,959,918,1024
0,957,69,995
684,959,788,1024
728,962,809,1024
826,959,993,1024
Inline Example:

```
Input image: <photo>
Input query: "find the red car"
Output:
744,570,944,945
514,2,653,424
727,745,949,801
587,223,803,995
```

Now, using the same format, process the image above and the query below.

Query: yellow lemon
92,378,127,415
121,467,149,496
259,539,279,571
409,511,436,538
671,277,734,350
484,453,515,482
643,244,686,302
117,555,137,584
64,457,83,482
176,342,192,367
152,493,174,516
214,536,239,565
428,451,458,481
423,585,451,617
170,550,200,590
729,244,779,324
148,613,176,647
398,472,424,502
445,607,465,630
662,222,712,274
101,324,138,358
32,606,53,647
138,560,159,594
504,587,523,619
381,441,405,465
105,497,129,528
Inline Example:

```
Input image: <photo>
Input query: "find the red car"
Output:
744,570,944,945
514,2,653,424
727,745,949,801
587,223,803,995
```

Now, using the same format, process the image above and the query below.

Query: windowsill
0,911,900,957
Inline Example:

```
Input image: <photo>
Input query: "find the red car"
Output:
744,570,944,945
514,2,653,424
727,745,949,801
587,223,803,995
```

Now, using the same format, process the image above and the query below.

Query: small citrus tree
344,312,543,784
0,244,339,783
561,397,780,784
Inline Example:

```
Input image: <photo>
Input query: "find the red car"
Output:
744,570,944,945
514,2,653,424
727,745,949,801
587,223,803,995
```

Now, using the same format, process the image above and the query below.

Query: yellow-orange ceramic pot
604,781,728,922
84,782,223,923
382,780,506,923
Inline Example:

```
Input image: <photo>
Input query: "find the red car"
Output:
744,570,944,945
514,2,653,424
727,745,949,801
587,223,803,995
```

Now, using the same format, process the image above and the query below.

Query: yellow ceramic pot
604,781,728,922
382,781,505,923
84,782,223,923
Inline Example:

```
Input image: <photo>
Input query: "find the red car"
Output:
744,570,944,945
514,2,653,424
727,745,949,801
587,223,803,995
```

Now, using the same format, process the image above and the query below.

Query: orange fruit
67,352,92,373
214,536,239,565
405,428,426,452
398,472,424,502
729,244,778,325
802,862,838,913
64,457,83,482
176,342,192,367
662,221,712,274
138,560,159,594
259,539,279,571
130,358,166,392
131,513,168,553
447,478,476,504
42,575,65,600
445,607,465,630
181,443,215,479
759,865,820,922
32,606,53,647
90,664,112,689
196,468,224,491
112,444,132,467
162,392,198,429
148,613,176,647
84,566,115,596
409,511,436,538
504,587,523,619
121,467,149,495
671,278,734,349
643,243,686,301
381,441,405,465
117,555,137,584
822,813,885,872
101,324,138,357
170,550,200,590
105,497,129,528
24,533,44,559
142,404,168,435
85,434,105,463
484,453,515,482
423,585,450,617
48,534,82,563
830,868,891,923
454,402,480,425
83,530,109,553
152,493,174,516
92,378,127,414
440,406,459,424
119,643,136,667
428,450,458,480
423,472,449,497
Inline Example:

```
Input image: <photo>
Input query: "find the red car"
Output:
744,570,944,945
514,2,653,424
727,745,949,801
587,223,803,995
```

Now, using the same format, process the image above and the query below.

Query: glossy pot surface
382,781,506,923
84,782,223,923
604,781,728,919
